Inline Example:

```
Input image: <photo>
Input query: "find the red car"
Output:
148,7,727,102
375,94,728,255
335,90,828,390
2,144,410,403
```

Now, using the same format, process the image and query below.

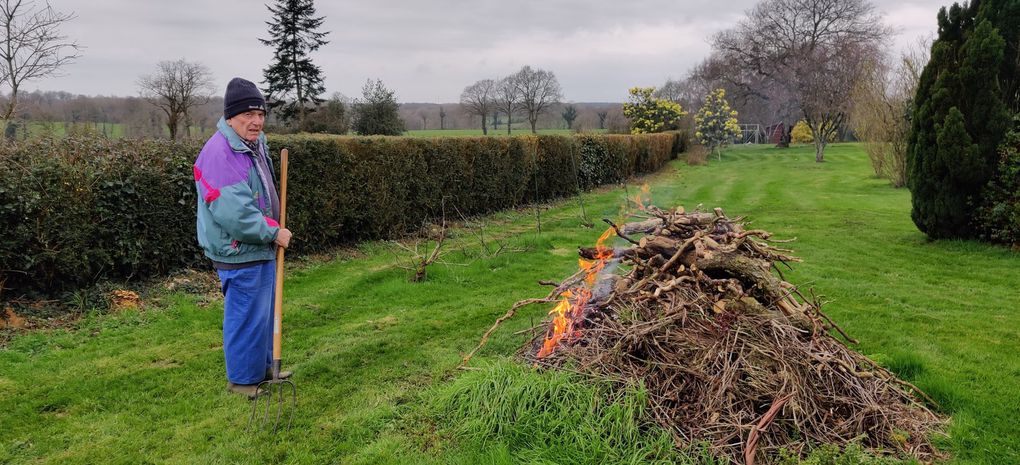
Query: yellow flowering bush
694,89,741,159
622,87,686,134
791,120,837,143
791,120,814,143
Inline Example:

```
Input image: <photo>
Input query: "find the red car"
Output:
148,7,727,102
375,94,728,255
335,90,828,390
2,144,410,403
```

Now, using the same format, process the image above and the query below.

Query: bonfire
464,201,945,464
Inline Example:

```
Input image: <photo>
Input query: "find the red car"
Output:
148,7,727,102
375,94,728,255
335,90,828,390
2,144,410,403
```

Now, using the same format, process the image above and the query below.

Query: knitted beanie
223,78,266,119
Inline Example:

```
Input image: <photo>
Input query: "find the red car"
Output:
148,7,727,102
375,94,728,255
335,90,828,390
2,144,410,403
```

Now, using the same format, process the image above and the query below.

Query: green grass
1,119,128,139
422,361,693,464
0,120,218,140
1,143,1018,464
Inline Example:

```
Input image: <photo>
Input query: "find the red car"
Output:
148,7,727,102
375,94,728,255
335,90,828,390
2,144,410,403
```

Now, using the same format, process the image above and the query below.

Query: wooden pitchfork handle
271,148,288,380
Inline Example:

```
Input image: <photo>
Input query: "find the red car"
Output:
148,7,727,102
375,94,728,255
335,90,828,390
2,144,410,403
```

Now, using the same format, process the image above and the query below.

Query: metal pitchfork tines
249,148,297,432
250,363,296,432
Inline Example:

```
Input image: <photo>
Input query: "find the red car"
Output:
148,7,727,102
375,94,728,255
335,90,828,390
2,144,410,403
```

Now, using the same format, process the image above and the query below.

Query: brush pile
518,205,944,464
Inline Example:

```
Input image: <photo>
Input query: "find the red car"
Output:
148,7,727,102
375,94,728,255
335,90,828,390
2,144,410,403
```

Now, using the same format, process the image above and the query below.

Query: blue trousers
217,260,275,384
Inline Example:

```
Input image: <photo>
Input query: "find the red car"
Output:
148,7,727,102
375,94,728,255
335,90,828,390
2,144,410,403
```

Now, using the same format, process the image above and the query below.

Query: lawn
1,143,1017,464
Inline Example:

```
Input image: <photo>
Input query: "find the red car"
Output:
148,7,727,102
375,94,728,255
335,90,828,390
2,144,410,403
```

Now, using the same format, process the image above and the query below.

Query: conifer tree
260,0,329,127
907,1,1015,239
352,79,405,136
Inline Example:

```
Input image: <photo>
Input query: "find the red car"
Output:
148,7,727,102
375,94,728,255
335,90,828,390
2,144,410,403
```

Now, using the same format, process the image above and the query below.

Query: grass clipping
472,205,945,464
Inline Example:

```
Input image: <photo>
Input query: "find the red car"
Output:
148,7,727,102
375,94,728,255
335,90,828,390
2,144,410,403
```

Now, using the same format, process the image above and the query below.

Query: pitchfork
250,148,297,432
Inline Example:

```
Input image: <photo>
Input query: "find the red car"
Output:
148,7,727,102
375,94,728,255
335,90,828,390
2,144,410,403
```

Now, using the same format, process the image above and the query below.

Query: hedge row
0,132,683,297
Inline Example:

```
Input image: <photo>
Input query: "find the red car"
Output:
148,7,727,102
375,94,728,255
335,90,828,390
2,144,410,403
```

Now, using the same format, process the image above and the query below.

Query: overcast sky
32,0,947,103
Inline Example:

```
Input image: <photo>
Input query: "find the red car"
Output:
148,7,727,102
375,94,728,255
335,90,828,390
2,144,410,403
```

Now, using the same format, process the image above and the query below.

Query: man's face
227,110,265,142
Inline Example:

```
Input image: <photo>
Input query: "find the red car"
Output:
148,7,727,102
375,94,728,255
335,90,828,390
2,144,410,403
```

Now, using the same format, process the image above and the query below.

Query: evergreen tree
907,1,1015,239
352,79,404,136
260,0,329,127
915,107,982,234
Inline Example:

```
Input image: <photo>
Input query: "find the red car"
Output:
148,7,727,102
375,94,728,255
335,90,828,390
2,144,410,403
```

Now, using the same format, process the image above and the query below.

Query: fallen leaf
2,307,27,329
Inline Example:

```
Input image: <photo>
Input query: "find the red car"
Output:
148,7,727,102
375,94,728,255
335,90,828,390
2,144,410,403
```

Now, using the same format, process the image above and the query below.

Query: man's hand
274,228,292,248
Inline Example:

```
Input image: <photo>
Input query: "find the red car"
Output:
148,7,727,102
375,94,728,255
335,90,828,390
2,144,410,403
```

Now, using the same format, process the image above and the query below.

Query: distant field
1,122,603,140
1,120,128,139
405,128,603,137
0,120,219,140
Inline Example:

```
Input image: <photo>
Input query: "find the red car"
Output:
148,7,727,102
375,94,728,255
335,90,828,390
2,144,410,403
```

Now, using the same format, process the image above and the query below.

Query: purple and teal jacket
194,117,280,265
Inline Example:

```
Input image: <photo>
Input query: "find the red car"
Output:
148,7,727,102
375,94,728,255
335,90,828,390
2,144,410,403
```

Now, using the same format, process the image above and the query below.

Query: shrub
694,89,741,159
1,132,680,299
791,120,813,143
0,137,202,295
352,79,404,135
622,87,686,134
791,120,840,144
976,116,1020,246
685,144,708,165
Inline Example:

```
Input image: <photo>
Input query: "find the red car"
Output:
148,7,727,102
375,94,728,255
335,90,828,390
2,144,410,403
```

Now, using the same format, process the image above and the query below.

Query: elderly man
193,77,293,398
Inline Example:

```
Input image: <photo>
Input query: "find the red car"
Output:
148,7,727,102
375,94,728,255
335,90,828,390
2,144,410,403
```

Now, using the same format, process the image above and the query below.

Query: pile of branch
507,205,944,463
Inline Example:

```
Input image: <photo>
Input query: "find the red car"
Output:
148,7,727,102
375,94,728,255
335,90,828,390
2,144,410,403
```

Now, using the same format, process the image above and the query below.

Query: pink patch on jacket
203,189,221,203
265,217,280,228
193,165,221,203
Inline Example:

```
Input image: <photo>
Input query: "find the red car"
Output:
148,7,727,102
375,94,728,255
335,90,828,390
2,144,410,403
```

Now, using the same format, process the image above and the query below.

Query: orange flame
537,288,592,358
537,227,615,358
631,183,652,211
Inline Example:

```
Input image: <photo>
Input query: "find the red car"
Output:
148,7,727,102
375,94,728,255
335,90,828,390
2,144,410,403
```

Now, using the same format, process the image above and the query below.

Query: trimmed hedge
1,132,680,297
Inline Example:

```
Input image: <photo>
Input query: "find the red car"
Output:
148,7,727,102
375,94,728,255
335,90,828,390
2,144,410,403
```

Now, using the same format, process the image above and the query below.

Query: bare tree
459,78,495,135
137,59,215,140
561,104,577,130
438,105,446,130
689,55,801,145
713,0,889,161
851,38,930,187
653,78,695,107
513,65,562,133
597,110,608,130
0,0,81,133
494,75,521,135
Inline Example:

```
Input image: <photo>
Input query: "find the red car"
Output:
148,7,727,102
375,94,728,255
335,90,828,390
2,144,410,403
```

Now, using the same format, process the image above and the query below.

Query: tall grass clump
425,361,698,465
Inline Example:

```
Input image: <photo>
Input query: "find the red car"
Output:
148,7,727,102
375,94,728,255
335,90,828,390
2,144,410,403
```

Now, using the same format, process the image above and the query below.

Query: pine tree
913,107,982,234
906,1,1015,239
352,79,405,136
260,0,329,127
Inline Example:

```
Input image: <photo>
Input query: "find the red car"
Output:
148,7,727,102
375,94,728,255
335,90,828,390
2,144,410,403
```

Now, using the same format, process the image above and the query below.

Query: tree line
459,65,563,135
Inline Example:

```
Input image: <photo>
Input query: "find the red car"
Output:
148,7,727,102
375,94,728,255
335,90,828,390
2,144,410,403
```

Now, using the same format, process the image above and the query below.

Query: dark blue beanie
223,78,266,119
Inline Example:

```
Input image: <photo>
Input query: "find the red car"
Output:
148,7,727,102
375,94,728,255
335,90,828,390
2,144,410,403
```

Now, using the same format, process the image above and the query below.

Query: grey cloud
34,0,950,102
